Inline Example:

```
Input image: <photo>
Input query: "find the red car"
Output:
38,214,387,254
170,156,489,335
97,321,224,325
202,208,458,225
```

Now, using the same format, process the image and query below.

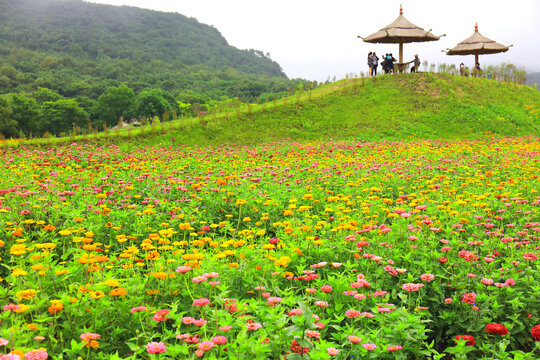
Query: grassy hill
3,73,539,148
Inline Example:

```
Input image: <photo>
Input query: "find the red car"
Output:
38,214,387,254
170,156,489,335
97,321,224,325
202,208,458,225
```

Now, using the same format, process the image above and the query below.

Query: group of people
459,62,482,77
367,52,421,75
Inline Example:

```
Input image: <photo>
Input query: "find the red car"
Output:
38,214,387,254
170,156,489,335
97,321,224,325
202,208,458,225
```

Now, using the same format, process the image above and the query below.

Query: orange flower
48,300,64,314
110,288,127,297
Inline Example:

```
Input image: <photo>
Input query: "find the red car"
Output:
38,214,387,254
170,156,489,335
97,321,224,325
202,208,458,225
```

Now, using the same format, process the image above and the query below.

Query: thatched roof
362,7,442,44
446,24,510,55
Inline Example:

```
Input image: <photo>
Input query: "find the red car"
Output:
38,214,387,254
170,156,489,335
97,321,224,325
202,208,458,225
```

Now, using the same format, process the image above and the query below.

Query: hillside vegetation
5,73,539,148
0,0,310,137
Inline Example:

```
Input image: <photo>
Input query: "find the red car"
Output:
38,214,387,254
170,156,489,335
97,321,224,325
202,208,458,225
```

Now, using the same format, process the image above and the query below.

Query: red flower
484,324,509,335
531,324,540,341
455,335,475,346
290,339,309,354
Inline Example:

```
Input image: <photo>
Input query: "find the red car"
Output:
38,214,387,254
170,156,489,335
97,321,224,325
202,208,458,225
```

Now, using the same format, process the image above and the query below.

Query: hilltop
6,73,539,148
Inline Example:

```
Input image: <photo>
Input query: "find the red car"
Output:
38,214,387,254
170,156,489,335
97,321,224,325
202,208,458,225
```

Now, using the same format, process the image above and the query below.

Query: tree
133,88,172,118
0,96,18,138
41,99,89,135
93,84,136,127
34,87,64,103
8,94,43,137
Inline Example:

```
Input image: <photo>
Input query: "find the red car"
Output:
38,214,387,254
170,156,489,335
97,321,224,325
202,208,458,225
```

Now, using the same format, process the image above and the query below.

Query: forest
0,0,311,137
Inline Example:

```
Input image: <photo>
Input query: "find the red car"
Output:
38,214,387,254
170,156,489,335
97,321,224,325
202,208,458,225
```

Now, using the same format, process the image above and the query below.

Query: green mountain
0,0,301,100
11,73,539,148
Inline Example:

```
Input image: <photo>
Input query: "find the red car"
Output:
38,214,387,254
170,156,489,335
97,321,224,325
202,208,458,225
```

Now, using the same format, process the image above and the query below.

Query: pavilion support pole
399,42,403,73
475,53,479,65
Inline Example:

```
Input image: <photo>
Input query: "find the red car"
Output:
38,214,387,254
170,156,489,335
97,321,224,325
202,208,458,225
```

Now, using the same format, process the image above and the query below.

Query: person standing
367,52,373,76
371,52,379,76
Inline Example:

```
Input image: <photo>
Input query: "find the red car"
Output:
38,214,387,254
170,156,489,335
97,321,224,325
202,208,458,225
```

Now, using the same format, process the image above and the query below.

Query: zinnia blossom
192,298,211,307
387,345,403,351
455,335,475,346
198,341,215,351
80,333,101,340
348,335,361,343
484,324,509,335
363,343,376,351
531,324,540,341
327,347,339,356
211,336,228,345
146,342,166,354
23,349,48,360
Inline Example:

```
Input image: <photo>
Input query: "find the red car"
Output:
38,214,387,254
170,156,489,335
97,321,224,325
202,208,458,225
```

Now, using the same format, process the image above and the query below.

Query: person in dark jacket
367,52,373,76
371,52,379,76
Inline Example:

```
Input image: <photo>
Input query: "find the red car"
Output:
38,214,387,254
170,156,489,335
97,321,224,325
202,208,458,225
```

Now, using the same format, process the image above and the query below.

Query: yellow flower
59,230,72,236
88,290,105,299
10,244,27,256
16,289,37,300
27,323,39,331
12,268,28,277
103,279,120,287
228,262,239,268
14,304,30,313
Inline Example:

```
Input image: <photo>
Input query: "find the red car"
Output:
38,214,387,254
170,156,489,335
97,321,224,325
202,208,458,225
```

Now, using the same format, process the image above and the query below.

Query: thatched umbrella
358,6,443,72
445,23,511,65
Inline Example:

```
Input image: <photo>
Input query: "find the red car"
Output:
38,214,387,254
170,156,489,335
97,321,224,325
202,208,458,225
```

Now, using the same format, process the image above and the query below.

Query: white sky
86,0,540,82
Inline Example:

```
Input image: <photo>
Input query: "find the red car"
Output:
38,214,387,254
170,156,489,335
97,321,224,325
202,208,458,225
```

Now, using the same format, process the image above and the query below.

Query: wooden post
475,53,479,66
399,42,404,73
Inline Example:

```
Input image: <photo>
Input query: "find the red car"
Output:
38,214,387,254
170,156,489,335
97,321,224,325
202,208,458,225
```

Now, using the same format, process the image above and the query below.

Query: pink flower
175,266,192,273
481,278,494,286
247,322,262,331
2,304,21,311
193,318,207,327
306,330,320,339
420,274,435,282
219,326,232,332
505,278,516,286
321,285,333,293
80,332,101,340
198,341,215,351
130,306,147,314
192,276,207,283
195,350,204,357
0,355,20,360
153,309,170,322
182,316,195,324
348,335,362,343
211,336,228,345
402,283,424,292
146,342,166,354
192,298,211,307
254,286,266,291
315,301,329,307
462,292,476,304
23,350,48,360
363,343,377,351
387,345,403,351
0,338,8,346
288,308,303,316
444,298,453,304
346,309,362,318
327,347,340,356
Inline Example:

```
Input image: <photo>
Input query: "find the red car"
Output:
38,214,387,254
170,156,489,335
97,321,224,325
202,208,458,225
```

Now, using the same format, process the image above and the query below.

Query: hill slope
8,73,539,148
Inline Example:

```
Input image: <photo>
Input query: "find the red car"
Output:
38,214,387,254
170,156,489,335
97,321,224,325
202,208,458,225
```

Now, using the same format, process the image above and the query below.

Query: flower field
0,137,539,359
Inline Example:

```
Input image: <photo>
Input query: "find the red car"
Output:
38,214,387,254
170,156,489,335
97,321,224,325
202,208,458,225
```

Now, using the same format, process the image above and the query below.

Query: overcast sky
86,0,540,81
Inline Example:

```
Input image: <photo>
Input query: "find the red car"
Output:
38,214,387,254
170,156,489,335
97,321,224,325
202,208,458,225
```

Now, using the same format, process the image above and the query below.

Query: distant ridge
0,0,284,76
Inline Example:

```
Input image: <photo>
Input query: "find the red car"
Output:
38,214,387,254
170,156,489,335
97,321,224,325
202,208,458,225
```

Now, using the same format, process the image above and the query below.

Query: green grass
4,72,539,148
